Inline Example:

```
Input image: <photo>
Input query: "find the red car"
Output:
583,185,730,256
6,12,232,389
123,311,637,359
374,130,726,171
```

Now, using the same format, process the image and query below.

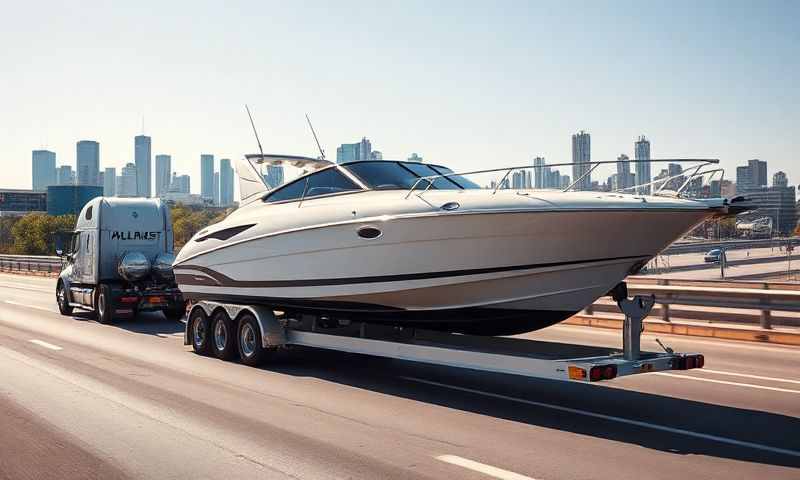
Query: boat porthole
357,226,382,239
441,201,460,211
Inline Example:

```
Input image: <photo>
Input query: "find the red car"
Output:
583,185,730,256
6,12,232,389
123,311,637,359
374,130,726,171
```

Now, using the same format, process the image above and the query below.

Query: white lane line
696,368,800,386
29,339,63,351
436,455,538,480
3,300,59,313
654,372,800,394
0,282,52,293
402,377,800,458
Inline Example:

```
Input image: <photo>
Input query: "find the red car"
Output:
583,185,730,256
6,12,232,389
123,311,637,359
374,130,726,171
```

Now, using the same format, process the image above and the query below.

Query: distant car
704,248,726,263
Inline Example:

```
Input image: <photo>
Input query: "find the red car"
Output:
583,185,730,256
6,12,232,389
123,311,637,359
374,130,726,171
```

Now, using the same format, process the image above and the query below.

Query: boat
173,154,746,335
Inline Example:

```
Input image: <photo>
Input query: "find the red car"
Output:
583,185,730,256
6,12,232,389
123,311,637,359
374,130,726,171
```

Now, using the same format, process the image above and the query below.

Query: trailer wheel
96,284,115,325
211,310,236,360
56,281,73,316
189,308,211,355
237,313,273,367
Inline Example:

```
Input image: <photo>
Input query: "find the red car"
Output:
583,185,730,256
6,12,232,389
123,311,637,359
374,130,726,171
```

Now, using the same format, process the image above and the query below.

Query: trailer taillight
589,364,618,381
673,354,704,370
120,296,138,303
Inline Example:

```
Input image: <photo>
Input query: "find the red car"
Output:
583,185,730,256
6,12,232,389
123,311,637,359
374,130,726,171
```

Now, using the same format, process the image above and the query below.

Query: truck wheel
96,284,115,324
56,281,73,316
189,308,210,355
211,310,236,360
237,313,273,367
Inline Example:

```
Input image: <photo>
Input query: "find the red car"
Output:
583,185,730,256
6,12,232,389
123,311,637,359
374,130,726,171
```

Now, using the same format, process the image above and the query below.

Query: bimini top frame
405,158,722,199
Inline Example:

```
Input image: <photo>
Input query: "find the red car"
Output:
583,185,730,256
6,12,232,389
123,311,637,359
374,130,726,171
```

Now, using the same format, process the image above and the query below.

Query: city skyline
2,2,797,195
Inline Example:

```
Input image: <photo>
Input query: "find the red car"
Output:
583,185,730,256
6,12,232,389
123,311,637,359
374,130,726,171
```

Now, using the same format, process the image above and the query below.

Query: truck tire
96,284,115,325
211,310,236,360
56,281,73,316
237,313,274,367
188,308,210,355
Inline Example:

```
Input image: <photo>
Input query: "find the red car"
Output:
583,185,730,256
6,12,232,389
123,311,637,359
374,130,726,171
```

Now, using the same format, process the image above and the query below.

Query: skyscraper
263,165,284,189
116,163,138,197
407,153,423,162
134,135,152,197
104,167,116,196
736,159,768,193
336,138,372,163
220,158,234,206
32,150,57,191
773,171,788,188
200,154,215,201
76,140,100,186
533,157,546,189
170,173,190,193
155,154,172,197
634,136,651,195
57,165,74,185
616,154,634,191
213,172,220,205
571,131,591,191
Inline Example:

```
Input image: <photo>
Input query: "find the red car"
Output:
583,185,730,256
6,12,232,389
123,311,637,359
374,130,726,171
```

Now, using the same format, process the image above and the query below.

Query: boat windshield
345,161,481,190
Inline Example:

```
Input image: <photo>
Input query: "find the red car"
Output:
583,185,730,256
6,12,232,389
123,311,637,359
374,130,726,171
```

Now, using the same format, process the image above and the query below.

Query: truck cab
56,197,184,324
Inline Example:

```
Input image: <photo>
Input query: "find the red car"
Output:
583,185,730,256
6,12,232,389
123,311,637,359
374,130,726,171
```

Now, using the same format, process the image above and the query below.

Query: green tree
10,213,75,255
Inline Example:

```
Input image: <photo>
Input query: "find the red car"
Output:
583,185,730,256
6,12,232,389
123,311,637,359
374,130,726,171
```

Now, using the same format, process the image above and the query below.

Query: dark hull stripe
174,254,650,288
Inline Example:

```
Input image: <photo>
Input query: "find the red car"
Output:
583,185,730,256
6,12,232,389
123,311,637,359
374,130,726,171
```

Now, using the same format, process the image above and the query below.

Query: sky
1,0,798,195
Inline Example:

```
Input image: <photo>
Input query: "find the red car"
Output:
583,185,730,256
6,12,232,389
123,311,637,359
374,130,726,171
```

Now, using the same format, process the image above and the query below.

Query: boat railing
404,158,722,199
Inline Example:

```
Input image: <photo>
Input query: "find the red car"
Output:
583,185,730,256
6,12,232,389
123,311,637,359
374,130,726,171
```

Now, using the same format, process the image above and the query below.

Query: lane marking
697,368,800,386
654,372,800,394
0,282,53,293
436,455,538,480
29,339,63,351
402,376,800,458
3,300,59,313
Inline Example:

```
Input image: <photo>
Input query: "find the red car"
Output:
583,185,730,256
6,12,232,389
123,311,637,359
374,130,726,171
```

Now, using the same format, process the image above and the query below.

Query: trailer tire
237,313,273,367
211,310,236,360
56,281,73,316
96,284,115,325
189,308,211,355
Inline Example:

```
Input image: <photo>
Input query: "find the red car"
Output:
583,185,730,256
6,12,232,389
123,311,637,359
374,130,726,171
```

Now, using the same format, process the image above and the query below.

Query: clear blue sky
1,1,797,194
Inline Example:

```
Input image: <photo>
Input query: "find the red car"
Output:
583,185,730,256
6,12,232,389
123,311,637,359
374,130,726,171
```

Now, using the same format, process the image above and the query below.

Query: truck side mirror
56,249,64,257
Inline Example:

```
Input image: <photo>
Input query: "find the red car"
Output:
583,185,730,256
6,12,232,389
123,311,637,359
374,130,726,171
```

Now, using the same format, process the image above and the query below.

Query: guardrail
0,254,62,275
581,276,800,330
663,237,800,255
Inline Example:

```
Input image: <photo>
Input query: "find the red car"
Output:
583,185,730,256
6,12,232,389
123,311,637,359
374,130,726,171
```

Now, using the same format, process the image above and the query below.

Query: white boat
174,155,744,335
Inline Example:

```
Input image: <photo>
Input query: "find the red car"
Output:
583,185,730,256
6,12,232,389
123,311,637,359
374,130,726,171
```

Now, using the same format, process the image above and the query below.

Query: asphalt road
0,272,798,479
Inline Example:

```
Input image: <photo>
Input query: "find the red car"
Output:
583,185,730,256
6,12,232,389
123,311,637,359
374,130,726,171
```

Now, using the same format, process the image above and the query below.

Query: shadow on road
71,311,184,337
256,346,800,469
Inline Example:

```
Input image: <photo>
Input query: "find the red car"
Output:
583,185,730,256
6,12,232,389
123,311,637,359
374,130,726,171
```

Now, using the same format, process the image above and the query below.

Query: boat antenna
245,104,264,158
305,113,326,160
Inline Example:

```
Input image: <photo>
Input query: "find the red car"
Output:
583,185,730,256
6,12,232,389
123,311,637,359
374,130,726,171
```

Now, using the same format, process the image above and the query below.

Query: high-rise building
155,154,172,197
407,153,423,162
169,173,191,194
263,165,284,189
76,140,100,186
560,174,571,189
57,165,74,185
615,154,634,191
104,167,116,196
116,163,138,197
220,158,234,206
634,135,651,195
213,172,220,205
370,151,383,160
773,171,788,188
31,150,57,191
134,135,152,197
336,138,372,163
200,154,215,200
533,157,546,189
571,131,591,191
736,159,768,193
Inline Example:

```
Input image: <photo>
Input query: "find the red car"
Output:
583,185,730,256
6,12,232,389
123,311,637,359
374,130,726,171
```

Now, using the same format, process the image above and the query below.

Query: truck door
77,230,93,285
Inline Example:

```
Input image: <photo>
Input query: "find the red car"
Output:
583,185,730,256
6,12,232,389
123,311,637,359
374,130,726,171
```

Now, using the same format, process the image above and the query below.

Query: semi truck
55,197,184,324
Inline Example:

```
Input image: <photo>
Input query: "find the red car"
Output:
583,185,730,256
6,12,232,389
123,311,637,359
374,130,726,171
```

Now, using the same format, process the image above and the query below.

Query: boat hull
175,207,711,333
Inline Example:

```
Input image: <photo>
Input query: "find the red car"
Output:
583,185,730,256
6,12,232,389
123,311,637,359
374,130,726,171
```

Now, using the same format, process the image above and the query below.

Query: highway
0,271,798,479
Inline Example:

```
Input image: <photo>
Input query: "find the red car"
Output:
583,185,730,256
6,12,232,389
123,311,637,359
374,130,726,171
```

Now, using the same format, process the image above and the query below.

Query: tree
10,213,75,255
170,204,228,250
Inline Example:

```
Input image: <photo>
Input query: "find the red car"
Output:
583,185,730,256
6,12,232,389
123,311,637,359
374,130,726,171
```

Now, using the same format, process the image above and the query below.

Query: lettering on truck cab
111,231,161,241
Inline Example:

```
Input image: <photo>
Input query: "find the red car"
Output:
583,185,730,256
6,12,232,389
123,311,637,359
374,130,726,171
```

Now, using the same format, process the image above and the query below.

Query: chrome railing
405,158,721,199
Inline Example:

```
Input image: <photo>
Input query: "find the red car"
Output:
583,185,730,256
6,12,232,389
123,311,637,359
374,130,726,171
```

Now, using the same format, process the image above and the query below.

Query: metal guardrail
663,237,800,255
0,254,62,274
